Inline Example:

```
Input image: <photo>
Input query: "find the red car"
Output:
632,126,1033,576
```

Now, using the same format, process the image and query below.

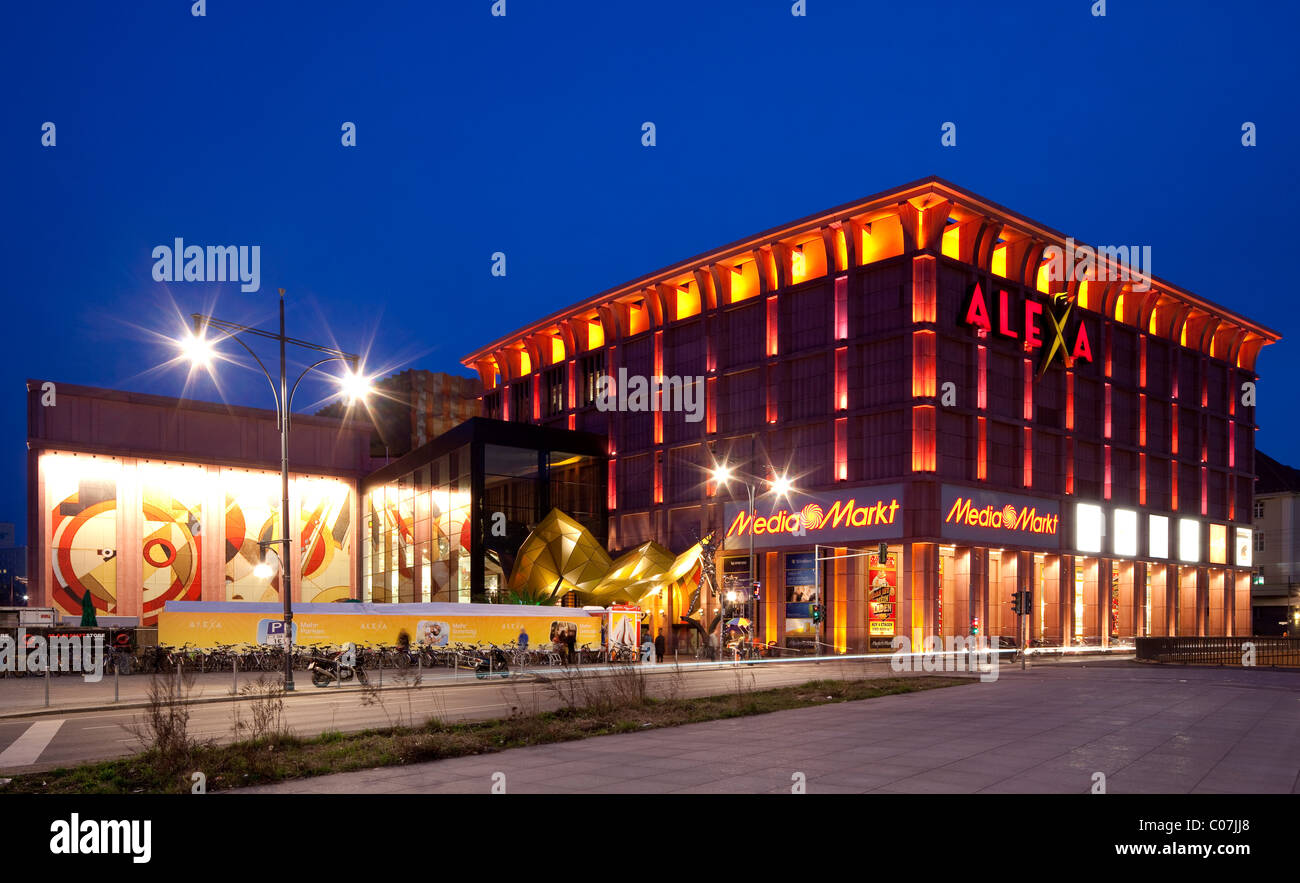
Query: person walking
654,629,665,664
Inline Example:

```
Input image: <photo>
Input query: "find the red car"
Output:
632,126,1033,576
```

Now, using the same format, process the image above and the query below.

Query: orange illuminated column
1066,372,1074,430
766,296,778,356
1024,427,1033,487
1139,394,1147,445
1171,462,1178,510
706,377,717,434
835,347,847,410
1229,418,1235,468
1105,445,1112,500
1171,404,1178,454
977,417,987,480
912,331,936,397
764,551,778,642
1066,439,1074,494
835,417,847,480
1140,336,1147,387
766,367,778,424
653,455,663,505
502,384,510,421
1139,452,1147,505
608,459,617,511
1202,466,1208,516
978,345,987,409
1023,358,1032,421
912,255,937,323
834,275,848,339
533,377,540,421
833,547,849,654
1208,569,1225,635
1232,571,1251,636
912,406,936,472
654,332,663,444
1104,383,1112,438
567,360,576,409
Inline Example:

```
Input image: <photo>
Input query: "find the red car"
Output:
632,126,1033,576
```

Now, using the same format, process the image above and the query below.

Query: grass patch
1,675,969,794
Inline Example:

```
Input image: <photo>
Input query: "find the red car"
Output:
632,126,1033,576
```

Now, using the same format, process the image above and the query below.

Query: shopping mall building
462,176,1280,653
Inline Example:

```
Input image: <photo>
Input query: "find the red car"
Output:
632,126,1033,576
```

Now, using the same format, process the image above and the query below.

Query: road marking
0,720,66,766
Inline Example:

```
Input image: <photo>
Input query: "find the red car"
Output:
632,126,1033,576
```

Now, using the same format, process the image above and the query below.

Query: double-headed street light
177,289,372,692
710,463,795,661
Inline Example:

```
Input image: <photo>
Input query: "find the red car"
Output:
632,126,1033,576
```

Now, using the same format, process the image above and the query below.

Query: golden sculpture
508,508,703,607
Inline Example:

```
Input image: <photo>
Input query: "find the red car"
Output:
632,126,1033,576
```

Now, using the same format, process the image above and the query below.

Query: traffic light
752,582,761,603
811,603,822,624
1010,592,1023,615
1023,590,1033,609
877,541,889,563
971,616,980,635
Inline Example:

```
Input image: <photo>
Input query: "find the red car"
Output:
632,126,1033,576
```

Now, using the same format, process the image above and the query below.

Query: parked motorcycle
308,642,369,687
475,645,511,680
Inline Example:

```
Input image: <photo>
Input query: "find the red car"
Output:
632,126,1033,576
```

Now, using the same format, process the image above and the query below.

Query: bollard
114,660,119,703
233,656,238,696
45,664,50,708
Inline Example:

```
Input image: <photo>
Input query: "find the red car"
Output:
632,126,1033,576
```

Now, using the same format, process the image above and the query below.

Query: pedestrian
654,629,665,663
565,628,576,660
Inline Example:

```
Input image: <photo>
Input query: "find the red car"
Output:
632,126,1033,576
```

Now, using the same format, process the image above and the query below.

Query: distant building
0,522,14,547
320,370,482,461
0,546,25,606
1252,451,1300,635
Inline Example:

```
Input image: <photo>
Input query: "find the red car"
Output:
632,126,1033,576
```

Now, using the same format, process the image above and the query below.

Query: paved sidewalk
237,663,1300,794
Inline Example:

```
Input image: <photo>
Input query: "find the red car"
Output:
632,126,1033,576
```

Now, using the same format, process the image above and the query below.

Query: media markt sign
723,484,904,551
940,485,1061,550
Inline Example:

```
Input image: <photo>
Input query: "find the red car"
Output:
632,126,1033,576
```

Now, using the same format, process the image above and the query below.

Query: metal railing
1135,636,1300,667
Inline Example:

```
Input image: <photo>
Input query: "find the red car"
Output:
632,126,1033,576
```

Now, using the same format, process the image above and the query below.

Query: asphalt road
0,656,942,775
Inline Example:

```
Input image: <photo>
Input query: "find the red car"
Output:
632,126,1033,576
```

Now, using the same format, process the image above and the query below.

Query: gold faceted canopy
508,509,702,606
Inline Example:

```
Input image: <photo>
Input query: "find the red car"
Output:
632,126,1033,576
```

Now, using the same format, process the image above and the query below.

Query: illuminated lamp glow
770,475,793,498
1113,509,1138,557
1076,503,1103,553
180,332,214,367
1178,518,1200,563
1149,514,1169,559
339,369,373,403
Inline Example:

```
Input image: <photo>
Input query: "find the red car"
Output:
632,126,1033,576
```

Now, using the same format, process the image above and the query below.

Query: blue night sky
1,0,1297,543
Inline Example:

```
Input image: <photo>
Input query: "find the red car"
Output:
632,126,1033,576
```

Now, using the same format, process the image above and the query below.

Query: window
484,390,502,420
1254,499,1264,518
543,366,566,417
1255,531,1265,553
510,379,533,423
579,353,606,407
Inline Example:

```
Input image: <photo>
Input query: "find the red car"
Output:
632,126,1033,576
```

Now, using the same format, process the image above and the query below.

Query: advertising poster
722,556,751,597
606,604,641,650
158,601,601,650
1110,572,1120,637
867,551,896,638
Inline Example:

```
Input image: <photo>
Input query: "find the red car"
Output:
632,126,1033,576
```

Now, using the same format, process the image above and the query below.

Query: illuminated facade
28,381,371,625
360,418,607,606
463,177,1281,651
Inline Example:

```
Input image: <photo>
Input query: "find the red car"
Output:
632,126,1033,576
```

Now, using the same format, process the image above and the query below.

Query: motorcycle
474,645,511,680
308,642,369,687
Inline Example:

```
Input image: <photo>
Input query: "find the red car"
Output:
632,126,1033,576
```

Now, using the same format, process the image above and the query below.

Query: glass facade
362,418,607,607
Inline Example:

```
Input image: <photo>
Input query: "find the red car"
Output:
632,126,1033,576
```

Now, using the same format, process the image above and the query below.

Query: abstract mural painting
224,471,282,603
140,464,203,625
47,454,120,617
299,478,352,602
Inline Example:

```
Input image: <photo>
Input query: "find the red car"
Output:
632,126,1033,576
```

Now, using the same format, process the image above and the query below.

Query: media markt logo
726,496,900,540
945,496,1059,536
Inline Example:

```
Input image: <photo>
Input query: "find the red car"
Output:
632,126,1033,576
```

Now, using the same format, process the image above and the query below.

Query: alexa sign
962,282,1093,377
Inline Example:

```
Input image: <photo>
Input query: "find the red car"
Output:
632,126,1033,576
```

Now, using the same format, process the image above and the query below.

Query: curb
0,671,544,720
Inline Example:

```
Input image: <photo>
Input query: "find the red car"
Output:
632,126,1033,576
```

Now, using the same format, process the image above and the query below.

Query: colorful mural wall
41,453,355,625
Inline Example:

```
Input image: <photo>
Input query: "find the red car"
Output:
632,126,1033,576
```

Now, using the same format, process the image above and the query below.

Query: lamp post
178,290,371,692
711,463,794,661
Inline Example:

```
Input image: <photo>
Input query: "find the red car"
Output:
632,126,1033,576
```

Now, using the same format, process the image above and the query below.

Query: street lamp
711,464,795,661
176,289,371,691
